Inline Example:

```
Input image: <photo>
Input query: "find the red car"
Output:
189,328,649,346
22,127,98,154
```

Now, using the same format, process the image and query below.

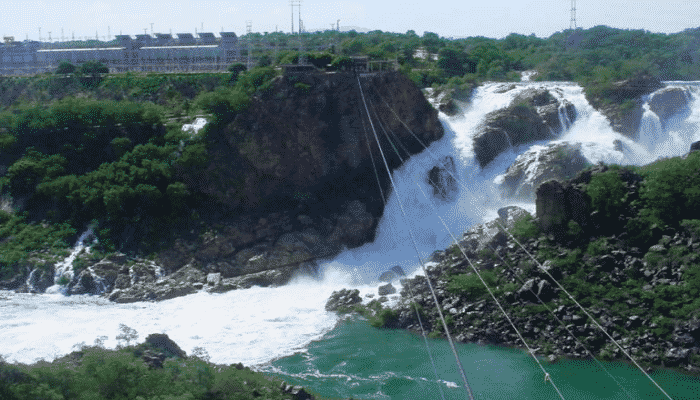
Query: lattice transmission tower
246,20,253,70
570,0,577,30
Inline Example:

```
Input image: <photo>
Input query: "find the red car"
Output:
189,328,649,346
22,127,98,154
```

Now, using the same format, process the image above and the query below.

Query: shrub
294,82,310,93
55,61,76,74
447,270,496,300
586,170,627,221
236,67,277,94
369,308,400,328
194,88,249,125
510,214,540,241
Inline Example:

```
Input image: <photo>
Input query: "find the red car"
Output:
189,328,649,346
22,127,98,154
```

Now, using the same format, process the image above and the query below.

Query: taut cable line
356,76,476,400
367,95,566,399
358,103,448,400
373,90,676,400
369,91,637,398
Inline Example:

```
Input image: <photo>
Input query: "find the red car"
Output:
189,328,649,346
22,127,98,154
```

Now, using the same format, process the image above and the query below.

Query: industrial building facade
0,32,240,75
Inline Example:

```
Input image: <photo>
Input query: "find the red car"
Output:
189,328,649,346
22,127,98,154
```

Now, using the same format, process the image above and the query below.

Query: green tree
227,62,247,84
55,60,76,74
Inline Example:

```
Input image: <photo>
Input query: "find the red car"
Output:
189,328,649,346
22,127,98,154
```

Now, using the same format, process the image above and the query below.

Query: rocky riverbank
328,149,700,374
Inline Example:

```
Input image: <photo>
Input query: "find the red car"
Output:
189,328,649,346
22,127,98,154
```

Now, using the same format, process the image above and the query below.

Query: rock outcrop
498,142,591,200
535,180,589,233
325,288,362,312
588,74,665,138
648,87,692,123
427,156,458,201
431,206,532,264
474,88,577,167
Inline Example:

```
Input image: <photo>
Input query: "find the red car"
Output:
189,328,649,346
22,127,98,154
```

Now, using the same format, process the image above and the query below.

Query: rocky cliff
3,71,444,301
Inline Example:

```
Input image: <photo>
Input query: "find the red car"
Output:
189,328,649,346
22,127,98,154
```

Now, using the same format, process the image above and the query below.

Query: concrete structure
0,32,240,75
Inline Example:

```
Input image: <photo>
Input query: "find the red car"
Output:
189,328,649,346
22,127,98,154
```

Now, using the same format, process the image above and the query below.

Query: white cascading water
1,81,700,367
43,229,96,295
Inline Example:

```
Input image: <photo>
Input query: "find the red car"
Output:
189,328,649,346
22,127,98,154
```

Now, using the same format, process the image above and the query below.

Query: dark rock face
8,72,444,304
427,156,458,201
325,288,362,311
589,75,665,138
179,71,442,214
378,283,397,296
535,180,589,233
474,88,577,168
499,142,591,200
649,87,692,122
691,141,700,153
144,333,187,359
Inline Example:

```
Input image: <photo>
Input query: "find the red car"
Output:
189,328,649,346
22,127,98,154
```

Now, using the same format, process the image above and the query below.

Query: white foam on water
3,81,700,369
1,275,340,366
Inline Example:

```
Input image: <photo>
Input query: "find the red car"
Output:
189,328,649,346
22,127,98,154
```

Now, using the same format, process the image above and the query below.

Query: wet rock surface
649,87,692,122
325,289,362,312
473,88,577,168
588,75,665,138
427,156,458,201
498,142,591,200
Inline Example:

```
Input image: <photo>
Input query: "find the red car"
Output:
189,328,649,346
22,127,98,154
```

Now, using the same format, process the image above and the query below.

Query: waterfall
2,81,700,367
44,229,96,295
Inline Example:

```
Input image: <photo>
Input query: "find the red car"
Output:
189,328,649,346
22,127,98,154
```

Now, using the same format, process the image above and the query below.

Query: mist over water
2,82,700,398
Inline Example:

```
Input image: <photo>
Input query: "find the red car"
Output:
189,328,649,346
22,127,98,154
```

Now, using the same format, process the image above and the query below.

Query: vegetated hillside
0,64,443,290
355,150,700,373
0,327,322,400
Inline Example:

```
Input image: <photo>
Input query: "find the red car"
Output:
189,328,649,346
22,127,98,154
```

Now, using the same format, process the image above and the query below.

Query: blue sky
1,0,698,41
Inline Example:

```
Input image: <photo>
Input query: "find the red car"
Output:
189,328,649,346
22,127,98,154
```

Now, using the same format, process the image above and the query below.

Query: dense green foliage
0,65,284,278
0,333,306,400
441,153,700,350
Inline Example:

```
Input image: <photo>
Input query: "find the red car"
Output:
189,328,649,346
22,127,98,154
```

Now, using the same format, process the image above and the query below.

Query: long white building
0,32,240,75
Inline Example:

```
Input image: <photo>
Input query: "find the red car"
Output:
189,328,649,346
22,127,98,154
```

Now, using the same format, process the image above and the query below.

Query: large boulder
589,75,665,138
325,288,362,312
535,180,589,232
144,333,187,358
648,87,692,122
327,200,375,248
24,267,55,293
498,142,591,200
427,156,458,201
378,283,397,296
474,89,577,168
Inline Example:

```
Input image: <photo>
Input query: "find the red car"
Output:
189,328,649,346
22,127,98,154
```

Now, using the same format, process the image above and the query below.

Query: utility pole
48,31,51,42
61,28,64,42
570,0,577,30
150,23,154,36
108,26,111,41
290,0,301,34
246,20,253,70
38,27,41,42
337,19,340,31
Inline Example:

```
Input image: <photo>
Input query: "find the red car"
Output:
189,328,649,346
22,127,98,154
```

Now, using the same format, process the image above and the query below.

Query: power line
365,93,566,399
356,75,476,400
372,89,676,400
